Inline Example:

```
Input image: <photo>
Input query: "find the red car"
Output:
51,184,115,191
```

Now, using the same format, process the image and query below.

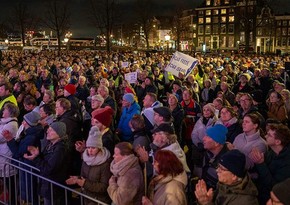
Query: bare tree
135,0,154,50
87,0,120,52
8,1,38,46
42,0,71,52
236,0,266,54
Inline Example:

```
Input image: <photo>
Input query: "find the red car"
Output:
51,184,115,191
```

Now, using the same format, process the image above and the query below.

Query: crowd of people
0,49,290,205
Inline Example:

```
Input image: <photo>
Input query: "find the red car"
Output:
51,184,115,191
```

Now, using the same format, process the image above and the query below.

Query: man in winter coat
195,150,259,205
250,123,290,204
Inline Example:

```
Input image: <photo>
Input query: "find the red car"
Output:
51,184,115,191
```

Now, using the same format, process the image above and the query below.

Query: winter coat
102,129,119,156
132,129,151,152
7,124,44,202
33,139,67,200
148,171,188,205
213,174,259,205
171,104,184,143
233,131,267,169
117,102,141,142
267,100,288,123
57,110,83,148
108,154,144,205
0,117,18,177
255,144,290,204
81,148,112,204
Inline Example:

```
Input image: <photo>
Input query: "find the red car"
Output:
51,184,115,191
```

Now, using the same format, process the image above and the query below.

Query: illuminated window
282,28,287,36
229,36,234,47
198,37,204,46
214,0,220,6
206,10,211,15
221,9,227,14
199,18,204,24
206,18,211,23
205,25,211,34
205,37,210,46
221,16,227,23
221,24,226,34
206,0,211,6
229,16,234,22
224,0,230,4
213,10,219,15
229,8,234,14
198,25,204,34
220,36,226,47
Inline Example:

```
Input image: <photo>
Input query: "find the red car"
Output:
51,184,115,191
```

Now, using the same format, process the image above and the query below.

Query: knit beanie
206,124,228,145
50,122,66,138
24,111,41,127
272,178,290,205
92,106,114,128
64,84,76,95
123,93,135,104
86,126,103,148
219,150,246,178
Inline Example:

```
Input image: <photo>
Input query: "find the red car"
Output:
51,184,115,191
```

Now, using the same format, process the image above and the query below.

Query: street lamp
165,35,170,54
4,39,9,45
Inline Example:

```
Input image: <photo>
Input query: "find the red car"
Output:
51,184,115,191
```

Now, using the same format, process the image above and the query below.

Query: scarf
110,154,139,177
82,148,111,166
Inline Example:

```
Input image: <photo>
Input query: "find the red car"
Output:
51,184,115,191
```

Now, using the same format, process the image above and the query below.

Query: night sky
0,0,289,38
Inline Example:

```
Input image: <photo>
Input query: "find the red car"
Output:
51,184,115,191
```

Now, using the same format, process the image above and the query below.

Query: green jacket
213,174,259,205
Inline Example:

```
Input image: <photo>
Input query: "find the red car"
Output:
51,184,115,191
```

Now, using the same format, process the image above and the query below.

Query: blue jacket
118,102,141,142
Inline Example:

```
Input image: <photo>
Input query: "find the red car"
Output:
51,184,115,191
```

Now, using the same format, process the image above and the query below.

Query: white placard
165,51,199,78
121,62,129,68
125,72,138,84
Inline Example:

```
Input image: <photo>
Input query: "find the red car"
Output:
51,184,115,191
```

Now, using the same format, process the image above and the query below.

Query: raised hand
195,179,213,205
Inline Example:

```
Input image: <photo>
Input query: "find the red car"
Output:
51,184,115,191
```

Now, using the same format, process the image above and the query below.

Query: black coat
33,140,67,199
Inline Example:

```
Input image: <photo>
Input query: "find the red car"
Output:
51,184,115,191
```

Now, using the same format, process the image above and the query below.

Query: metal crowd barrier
0,154,108,205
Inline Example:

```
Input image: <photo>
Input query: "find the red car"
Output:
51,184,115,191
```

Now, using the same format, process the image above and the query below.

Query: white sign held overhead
165,51,199,78
125,72,138,84
121,62,130,68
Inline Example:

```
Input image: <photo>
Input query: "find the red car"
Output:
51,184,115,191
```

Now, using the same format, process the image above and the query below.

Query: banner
165,51,198,78
125,72,138,84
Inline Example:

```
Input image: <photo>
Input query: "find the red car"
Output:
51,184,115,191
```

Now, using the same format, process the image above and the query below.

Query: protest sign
165,51,198,78
125,72,138,84
121,61,130,68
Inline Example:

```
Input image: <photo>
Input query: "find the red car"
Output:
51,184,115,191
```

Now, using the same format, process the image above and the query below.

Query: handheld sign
165,51,199,78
